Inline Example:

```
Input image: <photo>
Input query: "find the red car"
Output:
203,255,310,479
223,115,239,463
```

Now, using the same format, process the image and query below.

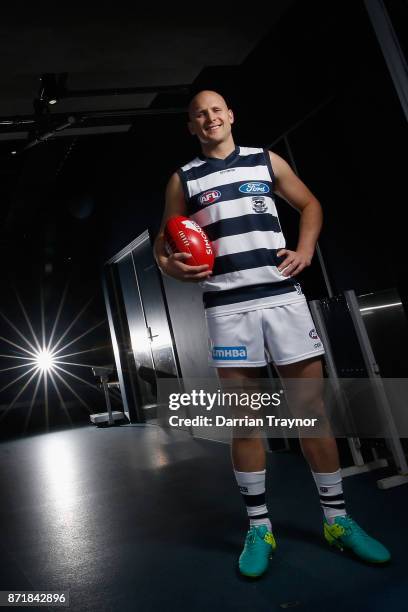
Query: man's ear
228,109,234,125
188,121,196,136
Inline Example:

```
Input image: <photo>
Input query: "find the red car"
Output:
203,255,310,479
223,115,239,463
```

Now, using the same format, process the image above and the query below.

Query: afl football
164,216,215,270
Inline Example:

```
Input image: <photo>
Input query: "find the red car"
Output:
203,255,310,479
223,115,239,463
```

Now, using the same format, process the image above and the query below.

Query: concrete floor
0,424,406,611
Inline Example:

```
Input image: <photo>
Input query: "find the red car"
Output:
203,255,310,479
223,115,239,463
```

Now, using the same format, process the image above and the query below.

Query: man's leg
218,366,277,577
275,356,391,563
275,356,339,473
218,366,265,471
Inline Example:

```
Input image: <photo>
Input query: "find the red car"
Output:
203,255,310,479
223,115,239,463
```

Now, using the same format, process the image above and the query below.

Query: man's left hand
276,249,313,277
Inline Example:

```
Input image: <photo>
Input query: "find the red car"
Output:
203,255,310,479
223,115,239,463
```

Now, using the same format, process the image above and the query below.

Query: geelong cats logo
252,196,267,213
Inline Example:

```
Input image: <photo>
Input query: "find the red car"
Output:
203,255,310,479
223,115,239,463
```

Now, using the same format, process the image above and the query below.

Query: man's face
188,91,234,145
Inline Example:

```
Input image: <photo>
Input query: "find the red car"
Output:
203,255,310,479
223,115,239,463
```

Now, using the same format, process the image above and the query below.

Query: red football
164,216,215,270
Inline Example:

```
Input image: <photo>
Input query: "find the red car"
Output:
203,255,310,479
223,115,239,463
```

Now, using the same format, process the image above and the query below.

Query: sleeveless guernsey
177,146,304,315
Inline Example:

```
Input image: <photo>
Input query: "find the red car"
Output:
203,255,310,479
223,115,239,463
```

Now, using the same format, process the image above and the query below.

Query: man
154,90,390,577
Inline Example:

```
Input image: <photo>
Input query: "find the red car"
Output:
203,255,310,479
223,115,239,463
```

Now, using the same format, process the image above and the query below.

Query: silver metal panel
161,276,215,381
346,289,408,475
309,298,365,468
116,253,157,410
132,240,179,379
107,230,150,265
102,272,130,418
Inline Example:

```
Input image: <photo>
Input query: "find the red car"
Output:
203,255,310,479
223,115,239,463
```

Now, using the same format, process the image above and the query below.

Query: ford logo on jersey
199,190,221,205
212,346,247,360
239,182,270,194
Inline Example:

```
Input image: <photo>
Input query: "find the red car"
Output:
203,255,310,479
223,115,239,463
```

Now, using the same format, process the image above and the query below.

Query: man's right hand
158,251,213,282
155,173,214,282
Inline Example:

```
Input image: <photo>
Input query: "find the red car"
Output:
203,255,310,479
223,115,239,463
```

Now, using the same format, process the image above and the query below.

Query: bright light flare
35,349,56,372
0,286,120,433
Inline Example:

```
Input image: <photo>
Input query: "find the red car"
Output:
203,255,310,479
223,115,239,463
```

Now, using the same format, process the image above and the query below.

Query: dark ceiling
3,0,406,300
0,2,298,270
0,2,294,142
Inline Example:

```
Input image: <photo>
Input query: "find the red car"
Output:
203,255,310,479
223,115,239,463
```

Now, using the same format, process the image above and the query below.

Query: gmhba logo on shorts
212,346,247,360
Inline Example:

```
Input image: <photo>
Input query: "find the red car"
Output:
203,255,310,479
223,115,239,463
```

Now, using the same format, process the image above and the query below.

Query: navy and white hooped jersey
177,146,304,315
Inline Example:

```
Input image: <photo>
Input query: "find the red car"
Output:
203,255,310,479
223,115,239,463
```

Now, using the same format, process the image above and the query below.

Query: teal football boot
324,515,391,563
239,524,277,577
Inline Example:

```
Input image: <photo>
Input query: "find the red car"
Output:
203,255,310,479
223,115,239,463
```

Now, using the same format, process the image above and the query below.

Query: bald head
187,89,234,147
188,90,230,119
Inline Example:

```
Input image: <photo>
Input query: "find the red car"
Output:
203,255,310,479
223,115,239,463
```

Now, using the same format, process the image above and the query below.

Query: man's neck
201,138,236,160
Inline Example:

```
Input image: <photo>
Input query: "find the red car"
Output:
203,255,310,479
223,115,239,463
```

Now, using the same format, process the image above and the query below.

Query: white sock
234,469,272,532
312,469,347,524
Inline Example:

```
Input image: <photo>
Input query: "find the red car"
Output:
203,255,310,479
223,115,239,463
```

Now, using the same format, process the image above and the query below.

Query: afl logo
309,329,319,340
239,182,270,194
252,196,267,213
199,190,221,206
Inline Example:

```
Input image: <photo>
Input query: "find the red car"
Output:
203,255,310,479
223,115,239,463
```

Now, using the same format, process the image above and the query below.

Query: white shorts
206,297,325,367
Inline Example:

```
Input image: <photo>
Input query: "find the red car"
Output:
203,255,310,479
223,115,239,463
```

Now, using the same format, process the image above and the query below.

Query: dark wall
4,2,406,297
103,2,407,303
100,114,197,259
1,1,407,437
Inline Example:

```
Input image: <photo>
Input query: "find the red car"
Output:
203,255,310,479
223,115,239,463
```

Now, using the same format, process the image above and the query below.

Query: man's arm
269,151,323,277
153,172,212,282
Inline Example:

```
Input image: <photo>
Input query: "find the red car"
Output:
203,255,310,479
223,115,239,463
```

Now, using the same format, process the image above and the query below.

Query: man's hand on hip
277,249,312,277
